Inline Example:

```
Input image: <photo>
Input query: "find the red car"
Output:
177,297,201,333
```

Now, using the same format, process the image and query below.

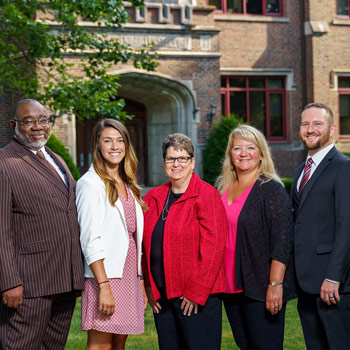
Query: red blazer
142,173,227,306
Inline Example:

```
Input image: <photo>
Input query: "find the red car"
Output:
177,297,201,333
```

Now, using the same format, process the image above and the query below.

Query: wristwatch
270,281,283,286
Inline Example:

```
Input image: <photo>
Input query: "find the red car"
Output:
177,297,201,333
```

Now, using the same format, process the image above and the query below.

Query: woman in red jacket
142,133,228,350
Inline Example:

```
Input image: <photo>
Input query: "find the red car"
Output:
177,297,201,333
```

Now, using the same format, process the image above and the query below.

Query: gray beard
14,124,51,151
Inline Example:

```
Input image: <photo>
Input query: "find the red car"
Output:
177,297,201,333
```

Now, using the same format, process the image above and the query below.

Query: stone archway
118,71,199,187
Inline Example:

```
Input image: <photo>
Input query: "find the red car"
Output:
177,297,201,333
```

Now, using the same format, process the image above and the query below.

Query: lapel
296,147,337,214
11,140,69,196
292,163,304,197
115,197,129,238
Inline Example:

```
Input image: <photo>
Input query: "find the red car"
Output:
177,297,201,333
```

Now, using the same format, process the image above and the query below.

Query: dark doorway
124,99,148,186
76,99,147,185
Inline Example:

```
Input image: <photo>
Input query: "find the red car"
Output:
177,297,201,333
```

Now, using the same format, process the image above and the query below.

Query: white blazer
76,165,144,278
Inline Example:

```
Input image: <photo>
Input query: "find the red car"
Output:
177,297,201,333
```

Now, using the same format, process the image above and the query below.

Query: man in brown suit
0,99,84,349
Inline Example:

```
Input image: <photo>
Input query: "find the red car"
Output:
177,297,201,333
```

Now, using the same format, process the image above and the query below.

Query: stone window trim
220,72,289,141
208,0,284,17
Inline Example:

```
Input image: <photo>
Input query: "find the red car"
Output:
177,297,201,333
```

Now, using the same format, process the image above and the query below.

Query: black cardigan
235,178,297,302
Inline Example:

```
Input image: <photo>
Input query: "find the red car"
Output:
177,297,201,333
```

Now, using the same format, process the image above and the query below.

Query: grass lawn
66,298,305,349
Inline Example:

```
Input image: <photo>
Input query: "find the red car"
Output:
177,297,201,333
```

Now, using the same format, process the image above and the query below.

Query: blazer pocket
316,243,332,254
20,240,51,255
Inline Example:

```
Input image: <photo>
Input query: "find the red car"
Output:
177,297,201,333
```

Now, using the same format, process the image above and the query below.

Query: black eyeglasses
165,156,192,164
14,118,50,128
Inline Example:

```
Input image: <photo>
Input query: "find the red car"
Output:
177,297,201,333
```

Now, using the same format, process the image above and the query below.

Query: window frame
220,75,287,141
210,0,283,17
336,0,350,18
338,77,350,138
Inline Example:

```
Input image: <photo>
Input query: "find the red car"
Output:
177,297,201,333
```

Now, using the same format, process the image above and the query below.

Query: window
337,0,350,16
221,76,286,140
339,77,350,136
209,0,282,16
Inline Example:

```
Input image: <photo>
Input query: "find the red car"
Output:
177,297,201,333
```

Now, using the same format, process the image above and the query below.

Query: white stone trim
332,18,350,25
220,68,296,91
330,70,350,91
151,51,221,57
304,21,329,35
213,14,289,23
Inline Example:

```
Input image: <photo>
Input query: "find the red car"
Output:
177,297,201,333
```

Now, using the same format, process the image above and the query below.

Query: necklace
161,189,171,221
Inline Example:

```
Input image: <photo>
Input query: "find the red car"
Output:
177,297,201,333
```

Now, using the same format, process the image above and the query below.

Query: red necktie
37,150,64,183
298,158,313,196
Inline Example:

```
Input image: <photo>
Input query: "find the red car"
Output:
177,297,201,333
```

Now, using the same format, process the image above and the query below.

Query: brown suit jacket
0,139,84,298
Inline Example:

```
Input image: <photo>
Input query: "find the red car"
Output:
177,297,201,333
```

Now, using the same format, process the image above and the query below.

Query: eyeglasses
14,118,50,128
165,156,192,164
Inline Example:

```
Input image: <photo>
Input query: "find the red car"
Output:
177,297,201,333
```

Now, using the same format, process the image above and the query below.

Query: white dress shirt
297,143,334,191
33,147,68,186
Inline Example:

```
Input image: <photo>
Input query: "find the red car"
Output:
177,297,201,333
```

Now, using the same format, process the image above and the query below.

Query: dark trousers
297,290,350,350
154,290,222,350
223,293,286,350
0,292,76,350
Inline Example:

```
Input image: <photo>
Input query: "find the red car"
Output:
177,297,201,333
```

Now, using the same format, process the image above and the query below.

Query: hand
145,286,161,313
98,282,115,316
141,280,148,310
266,284,283,315
320,280,340,305
2,285,23,308
180,296,198,316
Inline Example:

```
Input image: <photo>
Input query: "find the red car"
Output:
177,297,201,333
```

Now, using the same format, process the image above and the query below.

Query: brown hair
91,119,147,211
301,102,334,125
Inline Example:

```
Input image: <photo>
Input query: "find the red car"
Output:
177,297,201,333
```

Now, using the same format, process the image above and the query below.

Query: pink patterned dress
81,186,144,334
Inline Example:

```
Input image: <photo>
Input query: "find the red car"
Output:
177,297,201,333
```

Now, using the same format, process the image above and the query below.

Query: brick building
1,0,350,185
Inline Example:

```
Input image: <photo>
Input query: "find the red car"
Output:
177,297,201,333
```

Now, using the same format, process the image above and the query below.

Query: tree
203,114,242,185
0,0,159,121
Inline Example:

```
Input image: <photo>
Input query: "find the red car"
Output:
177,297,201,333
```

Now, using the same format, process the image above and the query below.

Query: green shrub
203,114,242,185
281,177,294,194
342,152,350,157
46,133,81,180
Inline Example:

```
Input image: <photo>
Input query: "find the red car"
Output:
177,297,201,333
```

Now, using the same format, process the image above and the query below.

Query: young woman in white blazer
76,119,147,350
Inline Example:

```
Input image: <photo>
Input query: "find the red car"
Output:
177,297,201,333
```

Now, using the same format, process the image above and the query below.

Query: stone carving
110,33,192,50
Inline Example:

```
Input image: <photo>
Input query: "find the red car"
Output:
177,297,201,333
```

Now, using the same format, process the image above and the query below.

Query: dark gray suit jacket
292,146,350,294
0,139,84,298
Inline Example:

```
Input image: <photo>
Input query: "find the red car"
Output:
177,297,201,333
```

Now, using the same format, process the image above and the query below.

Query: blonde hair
91,119,147,211
215,124,282,194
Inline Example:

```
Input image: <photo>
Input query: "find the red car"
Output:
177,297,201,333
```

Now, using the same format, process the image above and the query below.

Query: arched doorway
124,99,147,186
118,71,199,186
76,72,198,186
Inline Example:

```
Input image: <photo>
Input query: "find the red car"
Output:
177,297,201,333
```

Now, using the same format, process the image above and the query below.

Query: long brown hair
91,119,147,211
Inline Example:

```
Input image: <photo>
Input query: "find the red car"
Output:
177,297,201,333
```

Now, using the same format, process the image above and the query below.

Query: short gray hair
162,133,194,159
13,99,45,119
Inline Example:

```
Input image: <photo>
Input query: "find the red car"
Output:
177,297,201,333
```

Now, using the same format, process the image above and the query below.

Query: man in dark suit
0,99,84,349
292,102,350,349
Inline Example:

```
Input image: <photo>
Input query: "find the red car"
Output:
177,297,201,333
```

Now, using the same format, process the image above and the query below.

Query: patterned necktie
37,150,64,183
298,157,313,196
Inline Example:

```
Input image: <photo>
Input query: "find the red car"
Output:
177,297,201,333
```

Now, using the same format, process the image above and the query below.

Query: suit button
52,194,57,197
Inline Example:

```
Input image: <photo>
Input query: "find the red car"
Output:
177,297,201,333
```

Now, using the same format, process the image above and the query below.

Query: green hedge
203,114,242,185
46,133,81,180
281,177,293,194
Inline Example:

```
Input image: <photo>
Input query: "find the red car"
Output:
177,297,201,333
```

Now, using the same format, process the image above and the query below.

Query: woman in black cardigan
216,125,296,350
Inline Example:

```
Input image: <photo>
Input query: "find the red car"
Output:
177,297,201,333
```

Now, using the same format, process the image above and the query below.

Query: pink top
221,183,254,293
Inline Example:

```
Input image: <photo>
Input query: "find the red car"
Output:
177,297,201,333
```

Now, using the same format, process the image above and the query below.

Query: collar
307,143,334,166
